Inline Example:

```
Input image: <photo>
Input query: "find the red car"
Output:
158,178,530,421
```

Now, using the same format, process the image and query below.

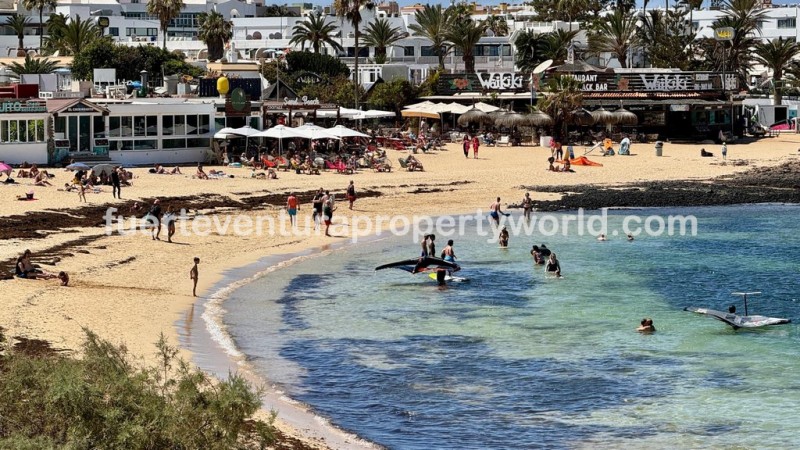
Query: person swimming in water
597,234,607,241
531,245,545,265
545,253,561,277
627,233,634,241
499,226,509,247
636,318,656,333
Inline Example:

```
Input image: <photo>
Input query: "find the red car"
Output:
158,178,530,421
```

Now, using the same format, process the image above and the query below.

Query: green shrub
0,329,275,449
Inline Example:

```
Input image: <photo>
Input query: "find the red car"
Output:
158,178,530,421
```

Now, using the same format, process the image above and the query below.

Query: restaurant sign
437,71,737,95
0,100,47,114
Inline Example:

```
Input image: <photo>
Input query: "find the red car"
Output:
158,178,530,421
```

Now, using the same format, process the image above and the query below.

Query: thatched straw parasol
496,112,529,128
613,107,638,125
526,110,554,127
458,107,494,126
591,107,616,125
571,108,595,126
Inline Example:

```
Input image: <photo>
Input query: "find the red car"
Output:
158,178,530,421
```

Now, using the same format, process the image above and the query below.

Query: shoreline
2,138,800,448
179,243,379,450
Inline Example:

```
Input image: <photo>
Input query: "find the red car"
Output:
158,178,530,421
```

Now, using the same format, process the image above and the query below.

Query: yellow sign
714,27,735,41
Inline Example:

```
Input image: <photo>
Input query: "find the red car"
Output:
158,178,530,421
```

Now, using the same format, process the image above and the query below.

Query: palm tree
335,0,370,108
483,15,509,36
7,14,30,57
43,15,102,56
542,29,579,65
513,29,548,73
289,13,343,54
753,37,800,106
21,0,57,50
197,11,232,61
2,54,61,77
717,0,767,81
589,9,638,68
537,74,584,139
147,0,185,50
408,4,452,71
362,18,404,64
557,0,589,31
445,19,486,73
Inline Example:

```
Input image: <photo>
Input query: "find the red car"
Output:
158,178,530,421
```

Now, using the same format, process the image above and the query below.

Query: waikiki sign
476,72,524,90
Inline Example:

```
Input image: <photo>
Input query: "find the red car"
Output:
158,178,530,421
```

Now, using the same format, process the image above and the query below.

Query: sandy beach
1,135,799,448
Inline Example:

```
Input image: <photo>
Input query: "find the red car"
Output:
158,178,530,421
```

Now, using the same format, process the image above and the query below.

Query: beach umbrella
326,125,370,138
354,109,395,120
458,107,493,126
473,102,500,113
405,100,436,110
401,109,440,120
526,110,553,127
230,126,260,137
296,124,340,140
253,125,309,156
66,162,91,171
213,127,238,139
0,162,11,175
91,164,115,177
496,112,528,128
591,107,616,125
570,108,595,126
446,102,471,114
613,107,639,126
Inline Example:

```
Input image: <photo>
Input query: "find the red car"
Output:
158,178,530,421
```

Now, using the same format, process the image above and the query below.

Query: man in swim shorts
286,192,298,227
489,197,505,226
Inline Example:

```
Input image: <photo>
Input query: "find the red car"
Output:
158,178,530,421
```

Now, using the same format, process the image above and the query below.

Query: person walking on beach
522,192,533,221
164,206,177,243
312,188,324,229
472,135,480,159
190,257,200,297
111,166,121,199
463,135,470,158
323,190,335,237
721,142,727,160
78,182,87,203
346,180,356,210
148,199,163,240
286,192,298,227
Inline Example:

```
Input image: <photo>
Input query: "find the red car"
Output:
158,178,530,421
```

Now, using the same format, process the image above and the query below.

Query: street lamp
714,26,735,135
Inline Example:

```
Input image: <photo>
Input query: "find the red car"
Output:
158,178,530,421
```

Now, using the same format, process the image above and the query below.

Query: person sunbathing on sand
33,171,52,186
196,164,209,179
169,166,182,174
15,249,57,280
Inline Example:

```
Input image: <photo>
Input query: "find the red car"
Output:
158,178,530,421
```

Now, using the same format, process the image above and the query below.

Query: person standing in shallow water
190,257,200,297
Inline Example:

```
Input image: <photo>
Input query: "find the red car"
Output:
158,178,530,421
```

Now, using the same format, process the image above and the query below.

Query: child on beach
190,257,200,297
78,183,86,202
721,142,727,160
58,271,69,286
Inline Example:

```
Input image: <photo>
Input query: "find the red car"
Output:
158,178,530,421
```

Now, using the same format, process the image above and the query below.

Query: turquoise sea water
221,204,800,449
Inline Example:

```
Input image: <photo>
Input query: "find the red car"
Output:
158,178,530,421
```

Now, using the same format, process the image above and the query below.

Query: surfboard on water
375,257,460,274
428,272,469,283
684,307,790,329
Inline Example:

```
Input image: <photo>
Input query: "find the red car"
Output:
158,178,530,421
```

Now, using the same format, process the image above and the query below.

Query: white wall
0,142,47,165
109,148,209,165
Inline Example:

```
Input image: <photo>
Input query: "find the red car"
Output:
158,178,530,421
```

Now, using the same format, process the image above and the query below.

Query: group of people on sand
462,135,481,159
548,156,573,173
15,249,68,286
195,163,225,180
286,184,354,236
141,198,178,242
16,164,54,186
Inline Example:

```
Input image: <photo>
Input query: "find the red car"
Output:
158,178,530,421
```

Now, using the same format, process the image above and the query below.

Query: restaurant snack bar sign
436,71,737,95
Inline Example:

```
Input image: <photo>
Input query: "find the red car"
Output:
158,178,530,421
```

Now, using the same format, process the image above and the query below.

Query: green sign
0,100,47,113
231,88,247,111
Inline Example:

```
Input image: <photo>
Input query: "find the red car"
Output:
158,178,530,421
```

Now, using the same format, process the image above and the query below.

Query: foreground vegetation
0,328,277,449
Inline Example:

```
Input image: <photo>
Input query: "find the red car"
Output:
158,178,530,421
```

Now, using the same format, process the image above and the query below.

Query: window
199,115,210,134
134,139,157,150
134,115,146,137
215,118,225,131
403,46,414,57
147,116,157,136
0,119,44,143
109,27,119,36
421,46,437,57
121,116,132,137
93,116,106,138
163,115,173,135
187,114,198,135
109,117,120,137
778,18,796,29
174,115,186,135
163,138,186,149
187,137,209,148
